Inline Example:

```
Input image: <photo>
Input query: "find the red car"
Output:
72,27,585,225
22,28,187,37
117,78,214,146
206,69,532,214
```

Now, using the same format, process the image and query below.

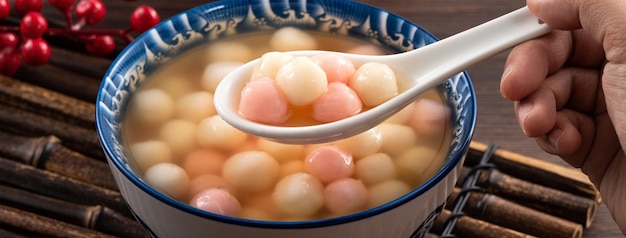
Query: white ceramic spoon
214,6,550,144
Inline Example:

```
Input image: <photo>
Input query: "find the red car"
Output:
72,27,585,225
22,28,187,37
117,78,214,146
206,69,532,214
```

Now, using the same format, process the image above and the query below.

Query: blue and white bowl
96,0,477,237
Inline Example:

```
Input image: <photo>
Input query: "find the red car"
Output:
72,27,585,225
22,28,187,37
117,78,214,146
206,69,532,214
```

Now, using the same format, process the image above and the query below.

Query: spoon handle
397,6,551,86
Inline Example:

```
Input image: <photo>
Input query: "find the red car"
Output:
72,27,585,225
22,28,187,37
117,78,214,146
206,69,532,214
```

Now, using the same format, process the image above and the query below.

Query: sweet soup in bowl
124,27,451,221
96,1,476,237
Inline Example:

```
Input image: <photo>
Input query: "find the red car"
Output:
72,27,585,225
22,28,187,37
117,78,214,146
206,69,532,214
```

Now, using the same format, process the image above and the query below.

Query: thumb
527,0,626,61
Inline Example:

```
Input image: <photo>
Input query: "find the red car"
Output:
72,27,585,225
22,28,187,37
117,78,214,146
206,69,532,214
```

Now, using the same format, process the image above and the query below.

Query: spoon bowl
214,6,551,144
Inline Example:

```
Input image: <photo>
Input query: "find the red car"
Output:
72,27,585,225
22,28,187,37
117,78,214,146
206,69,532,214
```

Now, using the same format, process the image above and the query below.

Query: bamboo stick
0,184,146,238
12,63,101,103
459,166,597,227
48,46,112,79
45,138,118,190
0,105,104,160
0,204,116,238
467,141,600,202
0,156,130,217
0,131,117,190
432,209,535,238
447,188,583,238
0,75,96,128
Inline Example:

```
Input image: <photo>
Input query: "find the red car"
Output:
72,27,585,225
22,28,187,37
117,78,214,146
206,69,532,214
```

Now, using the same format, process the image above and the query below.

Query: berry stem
121,28,134,43
63,7,74,29
0,25,134,43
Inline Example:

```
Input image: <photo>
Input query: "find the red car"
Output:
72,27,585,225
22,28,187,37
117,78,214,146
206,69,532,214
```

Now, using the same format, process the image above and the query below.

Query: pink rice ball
304,145,354,183
190,188,241,216
238,78,291,125
323,178,368,215
312,82,362,123
310,53,355,84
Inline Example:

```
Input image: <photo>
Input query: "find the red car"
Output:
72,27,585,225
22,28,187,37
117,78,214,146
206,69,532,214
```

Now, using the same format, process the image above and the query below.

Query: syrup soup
123,27,451,221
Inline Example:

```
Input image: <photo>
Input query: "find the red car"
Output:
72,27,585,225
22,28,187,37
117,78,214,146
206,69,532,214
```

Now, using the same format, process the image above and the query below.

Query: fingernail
500,65,513,99
548,127,564,151
501,65,512,82
517,102,533,134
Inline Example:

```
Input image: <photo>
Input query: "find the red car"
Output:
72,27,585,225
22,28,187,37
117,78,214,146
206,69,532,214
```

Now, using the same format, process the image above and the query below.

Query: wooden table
35,0,622,237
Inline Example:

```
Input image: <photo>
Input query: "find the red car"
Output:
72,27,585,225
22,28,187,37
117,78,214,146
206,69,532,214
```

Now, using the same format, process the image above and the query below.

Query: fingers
501,29,604,101
514,67,601,137
548,68,601,113
500,31,572,101
533,109,584,157
533,107,619,187
514,88,556,137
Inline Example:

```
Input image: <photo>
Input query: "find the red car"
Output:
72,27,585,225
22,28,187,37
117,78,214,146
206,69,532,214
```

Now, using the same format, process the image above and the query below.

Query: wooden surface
39,0,622,237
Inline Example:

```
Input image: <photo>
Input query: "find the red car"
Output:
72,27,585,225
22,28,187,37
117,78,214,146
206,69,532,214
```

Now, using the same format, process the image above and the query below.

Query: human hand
500,0,626,233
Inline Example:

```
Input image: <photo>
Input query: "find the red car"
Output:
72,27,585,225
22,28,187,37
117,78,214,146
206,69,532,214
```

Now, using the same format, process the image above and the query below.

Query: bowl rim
95,0,477,229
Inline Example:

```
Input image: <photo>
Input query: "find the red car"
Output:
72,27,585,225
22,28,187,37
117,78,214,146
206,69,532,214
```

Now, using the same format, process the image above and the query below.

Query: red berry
21,38,50,66
47,0,75,11
0,0,10,18
14,0,43,14
20,12,48,39
75,0,105,25
130,5,159,34
0,33,18,49
0,48,21,75
85,35,115,57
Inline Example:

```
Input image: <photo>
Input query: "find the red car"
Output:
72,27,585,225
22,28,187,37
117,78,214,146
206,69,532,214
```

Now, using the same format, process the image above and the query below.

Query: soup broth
123,28,452,221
